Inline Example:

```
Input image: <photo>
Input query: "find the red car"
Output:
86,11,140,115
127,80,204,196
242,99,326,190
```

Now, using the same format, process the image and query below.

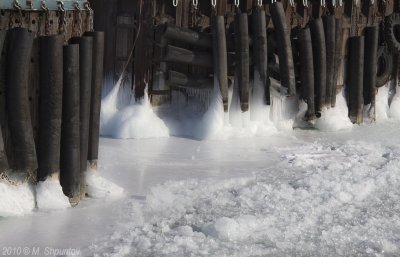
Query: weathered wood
363,26,379,106
323,15,336,108
348,36,364,124
167,70,212,89
310,18,327,114
161,23,212,48
270,1,296,96
85,31,105,164
60,44,81,201
213,15,229,112
6,28,37,177
332,17,343,107
235,13,250,112
37,35,64,181
252,9,270,105
69,36,93,198
164,45,213,67
298,27,316,121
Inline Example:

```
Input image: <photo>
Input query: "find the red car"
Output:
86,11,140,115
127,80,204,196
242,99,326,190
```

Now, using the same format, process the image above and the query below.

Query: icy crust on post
89,141,400,256
100,79,169,139
0,183,35,217
36,179,70,211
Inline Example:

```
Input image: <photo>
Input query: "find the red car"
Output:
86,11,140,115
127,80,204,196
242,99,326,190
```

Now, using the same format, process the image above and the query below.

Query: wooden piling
212,15,229,112
37,35,64,181
164,45,213,67
270,1,296,96
6,28,37,179
298,27,316,121
348,36,365,124
167,70,213,89
310,18,327,115
84,31,105,170
332,18,343,108
161,23,212,48
60,44,81,202
235,13,250,112
323,15,336,108
252,9,270,105
69,36,93,198
363,26,379,106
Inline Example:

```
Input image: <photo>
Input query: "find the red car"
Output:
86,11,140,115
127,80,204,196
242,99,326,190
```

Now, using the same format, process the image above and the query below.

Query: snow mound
376,86,390,121
89,141,400,256
85,171,124,199
110,103,169,139
100,81,169,139
36,180,70,211
315,91,353,131
0,182,35,217
390,96,400,119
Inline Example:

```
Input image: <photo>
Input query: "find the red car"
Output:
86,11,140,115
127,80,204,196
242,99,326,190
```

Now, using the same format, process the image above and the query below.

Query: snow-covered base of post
36,172,70,211
0,170,35,217
84,160,123,199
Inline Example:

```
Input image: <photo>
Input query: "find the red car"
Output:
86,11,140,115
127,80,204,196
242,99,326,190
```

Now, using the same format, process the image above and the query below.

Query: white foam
36,180,70,211
0,182,35,217
85,170,124,199
314,90,353,131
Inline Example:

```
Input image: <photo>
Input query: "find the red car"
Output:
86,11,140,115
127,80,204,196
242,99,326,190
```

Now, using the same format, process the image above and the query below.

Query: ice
88,139,400,257
165,75,277,140
36,179,70,211
100,76,121,135
375,85,390,121
389,87,400,119
314,90,353,131
100,81,169,139
0,183,35,217
85,169,124,199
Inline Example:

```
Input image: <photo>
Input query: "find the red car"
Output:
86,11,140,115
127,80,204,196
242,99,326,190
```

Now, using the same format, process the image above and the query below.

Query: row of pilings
154,1,397,125
0,21,104,205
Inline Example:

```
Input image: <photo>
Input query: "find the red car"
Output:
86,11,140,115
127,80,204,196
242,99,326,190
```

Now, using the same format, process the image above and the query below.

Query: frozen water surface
1,81,400,256
1,122,400,256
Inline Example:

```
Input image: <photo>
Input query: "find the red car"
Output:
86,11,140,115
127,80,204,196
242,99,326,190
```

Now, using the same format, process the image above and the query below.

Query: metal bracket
0,0,88,10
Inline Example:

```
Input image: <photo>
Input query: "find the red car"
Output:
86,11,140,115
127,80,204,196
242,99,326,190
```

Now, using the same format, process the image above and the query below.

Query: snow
36,179,70,211
100,79,169,139
85,169,124,199
314,91,353,131
390,85,400,119
375,85,390,121
0,183,35,217
86,132,400,257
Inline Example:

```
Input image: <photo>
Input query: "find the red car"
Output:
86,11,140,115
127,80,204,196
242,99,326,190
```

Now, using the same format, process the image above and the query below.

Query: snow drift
36,179,70,211
100,79,169,139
